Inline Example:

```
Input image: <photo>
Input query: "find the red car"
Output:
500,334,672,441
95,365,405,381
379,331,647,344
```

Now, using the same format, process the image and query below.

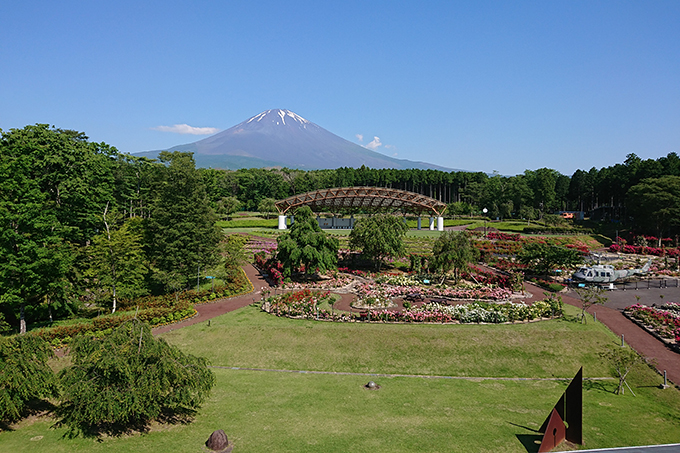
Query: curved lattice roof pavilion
275,187,447,216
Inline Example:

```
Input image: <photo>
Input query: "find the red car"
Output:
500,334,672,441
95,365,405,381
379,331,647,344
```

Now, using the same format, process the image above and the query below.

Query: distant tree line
1,124,679,331
198,153,679,223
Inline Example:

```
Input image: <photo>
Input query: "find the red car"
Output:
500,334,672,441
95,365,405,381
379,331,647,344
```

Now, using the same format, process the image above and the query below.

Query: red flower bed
254,251,284,285
609,244,679,257
487,232,522,242
625,303,680,340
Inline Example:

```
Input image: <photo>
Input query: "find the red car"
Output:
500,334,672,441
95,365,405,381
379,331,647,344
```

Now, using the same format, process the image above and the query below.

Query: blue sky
2,1,679,175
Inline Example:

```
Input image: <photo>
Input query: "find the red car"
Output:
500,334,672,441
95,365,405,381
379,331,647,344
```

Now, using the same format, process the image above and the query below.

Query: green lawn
163,304,616,378
3,304,679,452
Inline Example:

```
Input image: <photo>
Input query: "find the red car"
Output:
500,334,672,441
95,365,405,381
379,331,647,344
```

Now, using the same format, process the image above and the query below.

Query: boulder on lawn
206,430,233,452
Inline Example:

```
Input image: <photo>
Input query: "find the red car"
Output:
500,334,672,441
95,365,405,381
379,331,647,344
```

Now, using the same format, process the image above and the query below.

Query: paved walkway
154,264,679,386
523,282,680,386
152,264,270,335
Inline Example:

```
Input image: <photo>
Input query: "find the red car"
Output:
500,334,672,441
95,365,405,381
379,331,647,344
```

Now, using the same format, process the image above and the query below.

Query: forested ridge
1,124,679,332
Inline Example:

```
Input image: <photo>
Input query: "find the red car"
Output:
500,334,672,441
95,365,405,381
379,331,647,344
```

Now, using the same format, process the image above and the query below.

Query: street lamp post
482,208,488,238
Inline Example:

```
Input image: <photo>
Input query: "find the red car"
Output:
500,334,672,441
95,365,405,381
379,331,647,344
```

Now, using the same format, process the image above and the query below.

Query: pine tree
57,319,214,436
0,334,59,422
277,206,338,278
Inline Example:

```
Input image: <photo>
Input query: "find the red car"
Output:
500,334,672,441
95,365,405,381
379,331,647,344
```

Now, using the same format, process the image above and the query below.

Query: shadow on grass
55,406,197,440
583,378,613,394
509,422,542,453
515,433,542,453
0,398,58,433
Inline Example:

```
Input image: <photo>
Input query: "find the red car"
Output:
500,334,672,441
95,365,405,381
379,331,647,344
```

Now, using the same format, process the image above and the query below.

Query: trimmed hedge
35,268,253,347
523,226,593,235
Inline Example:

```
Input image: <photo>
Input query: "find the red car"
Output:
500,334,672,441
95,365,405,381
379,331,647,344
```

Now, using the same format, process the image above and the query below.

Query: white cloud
152,124,220,135
355,134,363,142
365,136,382,150
385,144,395,149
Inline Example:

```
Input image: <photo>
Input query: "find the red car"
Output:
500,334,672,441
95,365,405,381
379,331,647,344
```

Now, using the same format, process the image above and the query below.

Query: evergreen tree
276,206,338,278
0,334,59,422
145,152,222,291
57,320,214,436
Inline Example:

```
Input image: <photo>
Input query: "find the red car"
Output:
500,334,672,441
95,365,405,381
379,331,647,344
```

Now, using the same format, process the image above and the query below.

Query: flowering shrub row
117,270,250,310
353,281,512,307
625,303,680,342
35,306,197,347
487,231,522,242
463,265,518,290
609,244,679,257
254,251,284,285
369,297,562,323
375,274,422,287
264,290,562,324
337,267,374,278
263,289,353,321
37,268,252,347
279,273,353,290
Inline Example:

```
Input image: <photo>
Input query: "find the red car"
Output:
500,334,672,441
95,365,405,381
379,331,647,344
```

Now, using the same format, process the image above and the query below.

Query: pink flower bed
609,244,679,257
625,303,680,341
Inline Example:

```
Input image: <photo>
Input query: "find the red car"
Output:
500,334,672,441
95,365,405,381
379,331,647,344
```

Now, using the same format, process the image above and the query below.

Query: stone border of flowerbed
623,310,680,354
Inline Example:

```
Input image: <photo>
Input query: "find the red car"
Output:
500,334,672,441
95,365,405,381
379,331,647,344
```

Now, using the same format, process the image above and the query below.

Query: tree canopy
56,320,214,436
0,334,58,422
627,176,680,243
145,151,222,292
432,231,479,283
276,206,338,278
349,214,409,270
518,242,583,275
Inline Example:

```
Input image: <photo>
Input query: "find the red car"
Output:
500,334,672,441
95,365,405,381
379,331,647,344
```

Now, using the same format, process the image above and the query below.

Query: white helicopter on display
571,259,652,283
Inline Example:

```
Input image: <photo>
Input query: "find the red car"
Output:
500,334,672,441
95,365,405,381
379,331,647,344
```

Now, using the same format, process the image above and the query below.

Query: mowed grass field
2,304,680,452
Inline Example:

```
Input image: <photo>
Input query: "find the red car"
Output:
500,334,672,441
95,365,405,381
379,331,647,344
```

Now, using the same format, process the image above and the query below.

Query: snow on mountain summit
245,109,310,127
137,109,451,171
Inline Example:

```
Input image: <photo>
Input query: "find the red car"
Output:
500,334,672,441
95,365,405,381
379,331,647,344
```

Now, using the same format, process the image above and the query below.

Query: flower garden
261,288,563,324
624,302,680,344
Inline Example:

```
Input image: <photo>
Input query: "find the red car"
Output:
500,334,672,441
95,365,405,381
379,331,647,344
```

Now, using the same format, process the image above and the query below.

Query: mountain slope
136,109,451,170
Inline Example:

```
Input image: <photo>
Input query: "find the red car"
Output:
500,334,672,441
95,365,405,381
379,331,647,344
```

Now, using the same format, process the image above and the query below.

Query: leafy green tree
276,206,338,278
222,234,248,277
627,176,680,243
432,231,479,283
56,320,214,436
518,242,582,276
145,152,222,292
349,214,409,271
542,214,568,227
0,334,59,422
518,205,536,225
0,125,119,332
0,160,73,333
257,197,277,220
215,196,241,220
85,212,149,313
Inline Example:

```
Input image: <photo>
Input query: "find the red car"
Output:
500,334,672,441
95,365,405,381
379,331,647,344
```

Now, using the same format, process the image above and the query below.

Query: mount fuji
135,109,451,171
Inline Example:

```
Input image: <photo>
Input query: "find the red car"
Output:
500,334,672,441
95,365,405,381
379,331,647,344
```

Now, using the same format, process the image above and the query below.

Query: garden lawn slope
2,304,679,452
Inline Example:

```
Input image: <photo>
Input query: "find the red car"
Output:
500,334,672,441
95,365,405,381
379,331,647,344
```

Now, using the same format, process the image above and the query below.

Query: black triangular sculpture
539,367,582,446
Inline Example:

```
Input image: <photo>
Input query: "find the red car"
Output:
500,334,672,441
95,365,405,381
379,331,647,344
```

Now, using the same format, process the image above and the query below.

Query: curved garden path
523,281,680,386
152,264,271,335
154,263,680,386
